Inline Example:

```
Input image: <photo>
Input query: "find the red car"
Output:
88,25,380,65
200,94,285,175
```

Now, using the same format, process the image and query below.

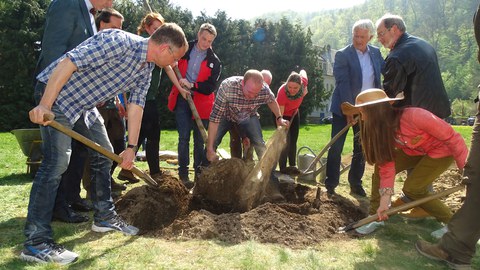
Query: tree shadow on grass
0,214,140,269
0,173,32,186
351,216,451,270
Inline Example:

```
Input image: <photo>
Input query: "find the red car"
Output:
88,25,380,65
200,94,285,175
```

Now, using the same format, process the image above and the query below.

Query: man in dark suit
33,0,113,223
375,13,451,218
326,19,385,197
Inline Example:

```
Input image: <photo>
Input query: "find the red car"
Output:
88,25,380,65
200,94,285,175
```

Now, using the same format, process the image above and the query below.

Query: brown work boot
415,240,472,269
401,207,431,219
118,169,140,184
111,179,127,191
391,197,405,207
391,197,431,219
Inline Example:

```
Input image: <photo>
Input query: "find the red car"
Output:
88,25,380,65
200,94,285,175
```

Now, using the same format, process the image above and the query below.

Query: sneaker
20,241,79,265
415,240,471,269
431,226,449,239
354,221,384,235
91,215,139,235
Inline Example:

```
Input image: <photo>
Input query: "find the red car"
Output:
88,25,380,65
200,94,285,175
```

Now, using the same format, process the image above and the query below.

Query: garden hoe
338,184,465,233
309,116,359,209
43,114,158,187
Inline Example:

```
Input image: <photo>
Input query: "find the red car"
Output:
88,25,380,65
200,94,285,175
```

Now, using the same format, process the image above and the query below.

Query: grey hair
376,14,407,32
352,19,375,36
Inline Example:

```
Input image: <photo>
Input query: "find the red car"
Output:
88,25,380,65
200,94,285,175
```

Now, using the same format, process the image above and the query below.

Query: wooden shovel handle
303,115,359,173
172,66,208,144
341,184,464,232
43,114,157,187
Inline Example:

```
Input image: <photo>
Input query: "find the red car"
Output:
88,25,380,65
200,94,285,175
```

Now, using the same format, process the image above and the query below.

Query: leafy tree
0,0,49,131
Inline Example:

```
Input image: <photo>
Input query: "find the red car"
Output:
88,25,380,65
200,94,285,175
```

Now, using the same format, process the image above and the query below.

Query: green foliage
0,0,49,131
2,0,478,131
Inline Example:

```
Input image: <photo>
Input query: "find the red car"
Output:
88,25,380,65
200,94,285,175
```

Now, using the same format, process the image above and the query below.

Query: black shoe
326,189,337,197
69,199,93,212
53,207,89,223
182,180,194,189
118,169,140,184
350,186,367,197
111,180,127,191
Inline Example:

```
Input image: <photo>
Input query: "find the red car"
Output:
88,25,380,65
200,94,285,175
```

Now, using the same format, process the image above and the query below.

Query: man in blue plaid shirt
206,69,288,162
23,23,187,265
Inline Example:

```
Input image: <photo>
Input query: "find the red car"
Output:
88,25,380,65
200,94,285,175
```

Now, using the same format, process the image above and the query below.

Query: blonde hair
137,12,165,35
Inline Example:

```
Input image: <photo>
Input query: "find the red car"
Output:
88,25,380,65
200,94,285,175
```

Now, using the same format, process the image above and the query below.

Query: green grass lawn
0,124,478,269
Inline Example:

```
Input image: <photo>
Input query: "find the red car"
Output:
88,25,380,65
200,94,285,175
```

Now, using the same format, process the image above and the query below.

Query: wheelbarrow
296,146,351,185
11,128,43,177
297,146,327,184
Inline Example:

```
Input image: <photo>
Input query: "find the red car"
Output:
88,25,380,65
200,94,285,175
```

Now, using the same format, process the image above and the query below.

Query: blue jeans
214,115,266,158
175,97,208,178
24,105,116,246
325,113,365,191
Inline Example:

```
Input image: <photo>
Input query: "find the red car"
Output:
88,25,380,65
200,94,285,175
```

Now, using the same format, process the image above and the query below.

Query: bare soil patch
116,162,465,248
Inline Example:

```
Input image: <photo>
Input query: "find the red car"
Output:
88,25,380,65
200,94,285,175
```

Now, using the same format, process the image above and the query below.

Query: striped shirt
209,76,275,123
37,29,154,127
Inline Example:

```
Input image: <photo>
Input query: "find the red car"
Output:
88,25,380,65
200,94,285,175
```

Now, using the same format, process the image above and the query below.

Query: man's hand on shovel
119,147,136,171
29,104,53,126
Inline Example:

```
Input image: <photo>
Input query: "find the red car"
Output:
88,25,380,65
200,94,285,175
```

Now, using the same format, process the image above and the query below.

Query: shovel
309,116,359,208
172,66,230,159
43,114,157,187
338,184,465,233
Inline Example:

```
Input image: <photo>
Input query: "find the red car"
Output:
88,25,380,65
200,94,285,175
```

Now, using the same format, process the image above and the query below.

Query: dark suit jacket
34,0,95,76
383,33,451,118
330,44,385,116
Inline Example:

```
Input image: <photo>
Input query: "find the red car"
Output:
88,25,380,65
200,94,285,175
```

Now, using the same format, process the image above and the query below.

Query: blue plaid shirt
37,29,154,127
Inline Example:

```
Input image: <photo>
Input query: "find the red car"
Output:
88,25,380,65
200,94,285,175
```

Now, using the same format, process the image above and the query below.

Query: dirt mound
116,169,366,248
433,168,465,212
115,164,465,248
115,171,191,231
161,191,364,248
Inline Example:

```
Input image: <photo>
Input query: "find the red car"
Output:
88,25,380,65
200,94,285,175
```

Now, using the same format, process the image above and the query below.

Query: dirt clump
115,171,191,232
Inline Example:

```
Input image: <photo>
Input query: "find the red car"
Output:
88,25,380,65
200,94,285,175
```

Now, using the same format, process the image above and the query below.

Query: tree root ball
193,158,254,211
116,172,191,233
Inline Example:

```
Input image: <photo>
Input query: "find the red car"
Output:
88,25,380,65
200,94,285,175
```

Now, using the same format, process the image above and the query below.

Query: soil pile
116,165,465,248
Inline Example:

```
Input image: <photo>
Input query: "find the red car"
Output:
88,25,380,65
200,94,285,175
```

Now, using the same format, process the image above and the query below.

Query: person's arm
29,58,77,125
206,121,219,162
267,100,289,127
376,161,396,221
119,103,143,170
164,65,191,99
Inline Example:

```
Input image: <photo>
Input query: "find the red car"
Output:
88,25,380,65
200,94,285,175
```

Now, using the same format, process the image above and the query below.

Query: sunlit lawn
0,124,477,269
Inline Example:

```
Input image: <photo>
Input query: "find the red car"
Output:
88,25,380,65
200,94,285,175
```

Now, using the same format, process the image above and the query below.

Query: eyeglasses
377,28,391,38
168,46,180,62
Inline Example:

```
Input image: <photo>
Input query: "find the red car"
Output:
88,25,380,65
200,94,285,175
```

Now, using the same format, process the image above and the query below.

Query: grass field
0,124,478,269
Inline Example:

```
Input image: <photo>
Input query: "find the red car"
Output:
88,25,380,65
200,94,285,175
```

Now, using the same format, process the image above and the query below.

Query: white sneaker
431,226,448,239
355,221,385,235
20,241,78,265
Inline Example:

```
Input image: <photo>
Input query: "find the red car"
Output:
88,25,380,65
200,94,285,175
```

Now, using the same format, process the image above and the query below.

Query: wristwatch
276,115,283,121
127,144,138,152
